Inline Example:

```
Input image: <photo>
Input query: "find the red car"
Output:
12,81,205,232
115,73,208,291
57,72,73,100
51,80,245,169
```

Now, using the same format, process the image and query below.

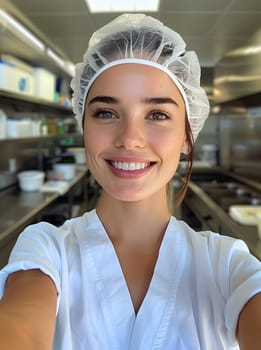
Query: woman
0,14,261,350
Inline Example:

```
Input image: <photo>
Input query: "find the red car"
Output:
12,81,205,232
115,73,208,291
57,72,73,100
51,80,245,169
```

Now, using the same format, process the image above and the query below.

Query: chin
103,184,166,203
107,191,147,203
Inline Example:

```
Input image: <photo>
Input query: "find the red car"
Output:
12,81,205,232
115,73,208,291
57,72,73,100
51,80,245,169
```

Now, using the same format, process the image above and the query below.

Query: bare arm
0,269,57,350
237,292,261,350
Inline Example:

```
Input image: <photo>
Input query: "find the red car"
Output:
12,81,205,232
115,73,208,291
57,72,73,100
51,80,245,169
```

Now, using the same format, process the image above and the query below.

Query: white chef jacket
0,209,261,349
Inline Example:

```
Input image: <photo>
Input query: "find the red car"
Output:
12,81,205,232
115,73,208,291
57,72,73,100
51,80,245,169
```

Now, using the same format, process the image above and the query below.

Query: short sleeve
215,238,261,343
0,222,62,308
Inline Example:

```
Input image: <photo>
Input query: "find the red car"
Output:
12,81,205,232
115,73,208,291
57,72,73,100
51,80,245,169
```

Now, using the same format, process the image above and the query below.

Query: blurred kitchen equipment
6,119,32,138
0,55,34,96
67,147,86,164
41,180,69,194
31,119,41,136
8,158,17,173
0,109,7,139
200,144,218,165
232,144,248,161
33,67,56,101
0,171,17,190
54,150,75,164
257,213,261,240
53,163,75,180
18,170,45,191
63,118,78,134
50,150,76,180
229,205,261,239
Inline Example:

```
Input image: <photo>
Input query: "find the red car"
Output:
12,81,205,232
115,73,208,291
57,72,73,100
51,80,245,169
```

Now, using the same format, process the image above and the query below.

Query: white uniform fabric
0,209,261,350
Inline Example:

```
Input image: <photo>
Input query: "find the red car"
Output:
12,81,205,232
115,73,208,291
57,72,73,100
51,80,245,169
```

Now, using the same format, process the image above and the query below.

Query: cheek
84,129,96,151
150,128,185,155
84,126,99,164
84,126,114,171
84,125,108,152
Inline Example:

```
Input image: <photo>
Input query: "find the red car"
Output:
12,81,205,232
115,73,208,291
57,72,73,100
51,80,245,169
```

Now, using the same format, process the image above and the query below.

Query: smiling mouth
109,161,153,171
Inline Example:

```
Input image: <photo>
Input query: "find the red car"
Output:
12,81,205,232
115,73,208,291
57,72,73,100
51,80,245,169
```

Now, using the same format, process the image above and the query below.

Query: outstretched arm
237,292,261,350
0,269,57,350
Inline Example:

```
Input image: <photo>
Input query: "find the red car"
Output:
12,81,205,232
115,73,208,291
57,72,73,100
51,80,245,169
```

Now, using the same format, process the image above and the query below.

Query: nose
114,119,146,150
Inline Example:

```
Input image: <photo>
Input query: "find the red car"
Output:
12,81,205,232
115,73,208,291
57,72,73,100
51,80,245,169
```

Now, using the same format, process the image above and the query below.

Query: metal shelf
0,89,73,116
0,135,53,143
0,134,83,146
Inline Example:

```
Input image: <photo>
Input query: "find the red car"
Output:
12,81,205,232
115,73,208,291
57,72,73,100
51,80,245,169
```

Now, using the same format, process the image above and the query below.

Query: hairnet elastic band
80,58,191,120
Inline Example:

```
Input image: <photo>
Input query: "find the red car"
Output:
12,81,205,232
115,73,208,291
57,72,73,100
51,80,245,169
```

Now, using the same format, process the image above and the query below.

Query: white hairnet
71,13,210,141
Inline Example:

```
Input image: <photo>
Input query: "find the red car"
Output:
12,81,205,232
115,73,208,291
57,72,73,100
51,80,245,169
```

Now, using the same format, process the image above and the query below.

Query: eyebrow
88,96,119,105
143,97,178,106
88,95,179,107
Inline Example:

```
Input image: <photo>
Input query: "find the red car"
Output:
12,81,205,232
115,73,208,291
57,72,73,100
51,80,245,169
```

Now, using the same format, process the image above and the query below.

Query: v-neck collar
83,210,185,350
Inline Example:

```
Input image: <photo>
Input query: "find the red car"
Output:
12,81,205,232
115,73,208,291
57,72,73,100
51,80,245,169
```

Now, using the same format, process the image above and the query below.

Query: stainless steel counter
184,179,261,260
0,167,88,267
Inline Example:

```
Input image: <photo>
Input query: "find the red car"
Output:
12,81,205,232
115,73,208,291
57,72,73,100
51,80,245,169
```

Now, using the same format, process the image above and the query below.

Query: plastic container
6,119,32,138
53,163,76,180
31,120,41,136
0,55,34,96
67,147,86,164
33,67,56,101
18,170,45,192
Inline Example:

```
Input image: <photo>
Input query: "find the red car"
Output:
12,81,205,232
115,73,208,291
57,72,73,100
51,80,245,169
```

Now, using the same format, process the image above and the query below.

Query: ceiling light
47,48,65,67
214,74,261,84
243,46,261,55
227,45,261,57
65,62,76,77
0,9,45,51
85,0,160,12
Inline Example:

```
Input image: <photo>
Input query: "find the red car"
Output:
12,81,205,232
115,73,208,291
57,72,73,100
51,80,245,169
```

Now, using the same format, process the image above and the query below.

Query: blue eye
94,110,117,119
148,112,168,120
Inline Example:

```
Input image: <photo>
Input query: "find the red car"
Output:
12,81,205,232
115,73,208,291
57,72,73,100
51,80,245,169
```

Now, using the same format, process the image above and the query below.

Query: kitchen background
0,0,260,265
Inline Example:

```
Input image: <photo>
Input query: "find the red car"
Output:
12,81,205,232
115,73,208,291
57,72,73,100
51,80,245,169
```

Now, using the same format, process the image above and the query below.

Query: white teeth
111,161,150,171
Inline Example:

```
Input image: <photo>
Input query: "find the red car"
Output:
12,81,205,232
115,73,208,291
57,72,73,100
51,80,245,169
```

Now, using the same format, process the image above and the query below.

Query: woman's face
84,64,187,202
